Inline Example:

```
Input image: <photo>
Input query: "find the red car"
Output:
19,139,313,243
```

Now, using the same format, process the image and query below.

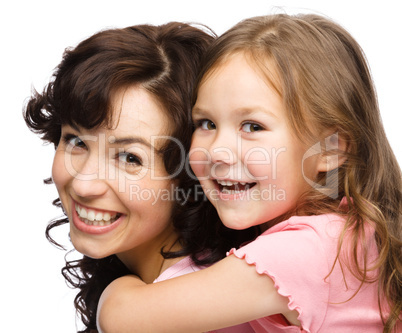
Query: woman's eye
71,137,86,147
200,120,216,130
242,123,263,133
64,135,86,149
118,152,142,166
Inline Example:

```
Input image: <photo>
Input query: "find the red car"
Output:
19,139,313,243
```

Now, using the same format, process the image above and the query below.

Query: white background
1,0,401,331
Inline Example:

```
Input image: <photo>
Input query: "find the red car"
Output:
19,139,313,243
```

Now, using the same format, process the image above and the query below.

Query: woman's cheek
52,150,67,192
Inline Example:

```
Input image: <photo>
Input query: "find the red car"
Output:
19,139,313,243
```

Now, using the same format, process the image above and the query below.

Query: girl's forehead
200,51,282,95
195,54,285,125
195,52,324,145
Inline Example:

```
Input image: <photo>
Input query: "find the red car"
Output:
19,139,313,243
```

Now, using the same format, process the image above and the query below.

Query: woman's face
52,86,178,271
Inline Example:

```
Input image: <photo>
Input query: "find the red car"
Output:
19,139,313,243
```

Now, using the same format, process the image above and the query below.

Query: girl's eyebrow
192,105,278,120
236,107,278,120
192,106,208,118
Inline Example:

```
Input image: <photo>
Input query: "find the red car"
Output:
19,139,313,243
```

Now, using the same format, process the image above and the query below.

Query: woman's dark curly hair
24,22,258,332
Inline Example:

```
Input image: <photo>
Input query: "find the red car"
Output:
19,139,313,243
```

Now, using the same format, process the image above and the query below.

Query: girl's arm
97,255,300,333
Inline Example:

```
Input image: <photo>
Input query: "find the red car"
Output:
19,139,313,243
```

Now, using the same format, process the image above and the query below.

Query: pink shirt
153,256,205,283
229,213,386,332
153,256,254,332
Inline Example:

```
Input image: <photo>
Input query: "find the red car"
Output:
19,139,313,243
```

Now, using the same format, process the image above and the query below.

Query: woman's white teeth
75,204,117,226
87,210,95,221
79,207,88,219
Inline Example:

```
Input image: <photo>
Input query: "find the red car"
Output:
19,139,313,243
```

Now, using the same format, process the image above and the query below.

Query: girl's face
52,86,177,269
190,53,320,230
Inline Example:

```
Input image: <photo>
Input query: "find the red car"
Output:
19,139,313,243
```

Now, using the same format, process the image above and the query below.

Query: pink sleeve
228,225,330,332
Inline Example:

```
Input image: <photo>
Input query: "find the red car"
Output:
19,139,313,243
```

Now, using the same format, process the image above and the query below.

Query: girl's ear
316,132,348,173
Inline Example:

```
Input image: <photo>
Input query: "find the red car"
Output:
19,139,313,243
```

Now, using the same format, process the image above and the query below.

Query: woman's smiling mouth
72,201,124,235
75,203,122,226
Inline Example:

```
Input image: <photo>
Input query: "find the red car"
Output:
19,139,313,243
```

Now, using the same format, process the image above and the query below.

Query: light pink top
153,256,205,283
229,213,387,332
153,256,254,332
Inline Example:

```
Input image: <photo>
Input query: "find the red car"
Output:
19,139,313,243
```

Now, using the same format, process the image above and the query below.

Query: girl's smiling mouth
215,179,257,194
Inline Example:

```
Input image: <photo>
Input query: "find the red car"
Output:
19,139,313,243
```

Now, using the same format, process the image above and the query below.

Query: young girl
97,14,402,333
24,22,256,333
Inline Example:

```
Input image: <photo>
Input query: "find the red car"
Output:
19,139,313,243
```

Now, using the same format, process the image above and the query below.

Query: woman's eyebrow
108,136,161,153
109,136,150,147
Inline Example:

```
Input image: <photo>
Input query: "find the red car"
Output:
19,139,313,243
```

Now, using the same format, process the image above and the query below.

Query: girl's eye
242,123,263,133
199,119,216,131
118,152,142,166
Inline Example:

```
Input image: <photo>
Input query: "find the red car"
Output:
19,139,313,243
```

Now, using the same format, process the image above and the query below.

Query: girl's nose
209,131,238,166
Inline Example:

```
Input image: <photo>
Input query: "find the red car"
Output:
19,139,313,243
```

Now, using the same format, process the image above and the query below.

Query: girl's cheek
243,149,273,180
189,149,211,178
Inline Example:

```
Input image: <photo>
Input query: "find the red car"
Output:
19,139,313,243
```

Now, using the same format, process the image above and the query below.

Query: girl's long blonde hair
194,14,402,332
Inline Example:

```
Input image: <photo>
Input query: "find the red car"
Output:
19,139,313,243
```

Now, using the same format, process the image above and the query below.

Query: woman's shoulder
153,256,209,283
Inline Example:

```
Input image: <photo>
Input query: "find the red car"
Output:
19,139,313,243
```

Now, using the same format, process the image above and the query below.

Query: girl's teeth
217,180,257,194
221,188,245,194
218,180,239,186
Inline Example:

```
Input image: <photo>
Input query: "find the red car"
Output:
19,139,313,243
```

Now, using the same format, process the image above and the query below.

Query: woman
96,14,401,333
24,22,257,333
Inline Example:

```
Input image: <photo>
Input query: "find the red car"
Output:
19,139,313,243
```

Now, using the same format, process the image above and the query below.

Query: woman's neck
116,230,183,284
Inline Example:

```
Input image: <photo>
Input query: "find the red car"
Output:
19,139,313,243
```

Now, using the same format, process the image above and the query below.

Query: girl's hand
97,275,146,333
97,256,299,333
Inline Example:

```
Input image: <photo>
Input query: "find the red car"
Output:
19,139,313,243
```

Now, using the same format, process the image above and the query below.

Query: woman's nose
70,155,108,198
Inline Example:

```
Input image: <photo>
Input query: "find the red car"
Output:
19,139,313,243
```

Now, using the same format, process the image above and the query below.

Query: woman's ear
316,132,348,173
